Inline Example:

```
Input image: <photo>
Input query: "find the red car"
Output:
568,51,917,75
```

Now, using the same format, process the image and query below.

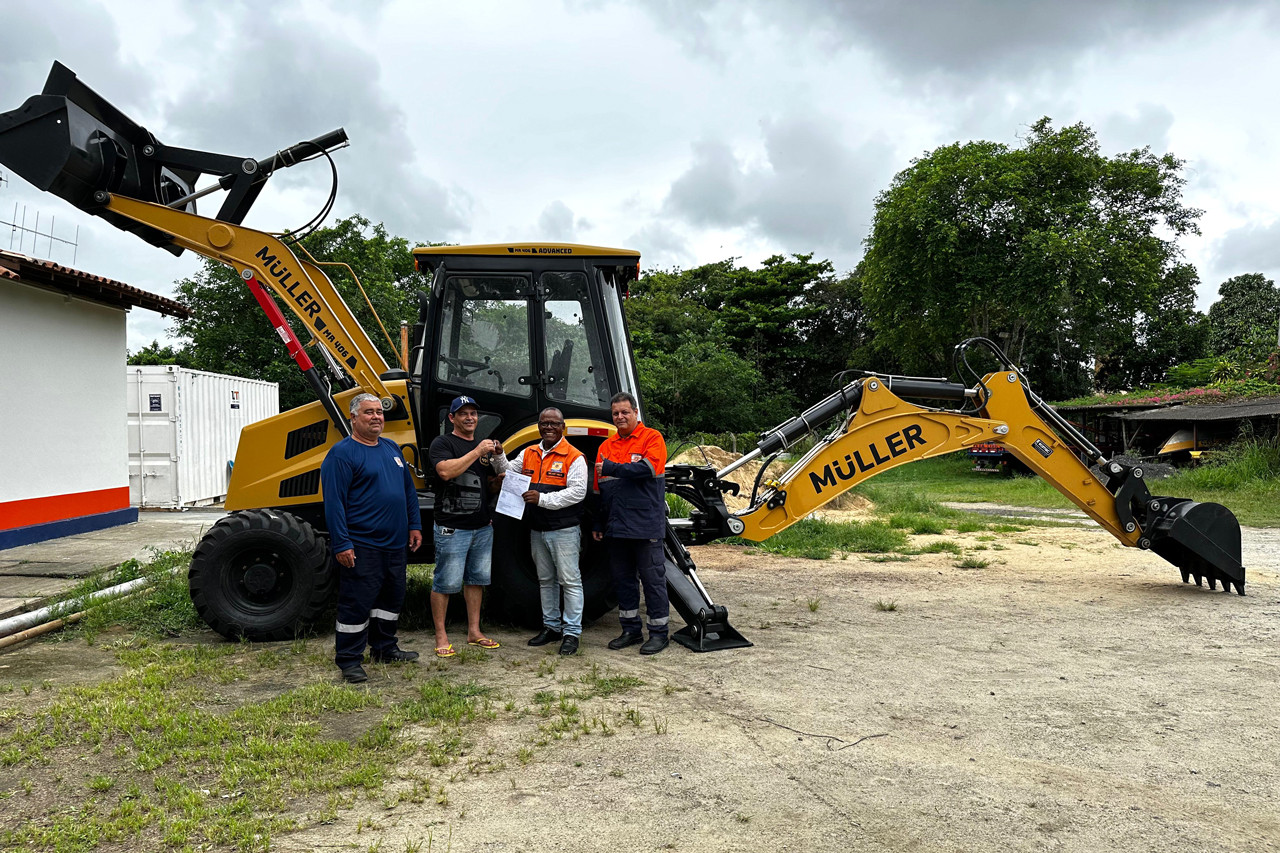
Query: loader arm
102,195,394,398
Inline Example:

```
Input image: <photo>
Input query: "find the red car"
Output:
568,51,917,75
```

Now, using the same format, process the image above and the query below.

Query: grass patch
53,550,203,642
873,600,899,612
0,642,491,852
729,518,907,559
854,454,1071,510
851,443,1280,527
956,557,990,569
906,540,963,555
577,664,643,698
665,494,694,519
887,513,947,535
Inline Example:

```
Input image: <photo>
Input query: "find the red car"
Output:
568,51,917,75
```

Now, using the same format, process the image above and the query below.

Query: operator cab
410,243,642,445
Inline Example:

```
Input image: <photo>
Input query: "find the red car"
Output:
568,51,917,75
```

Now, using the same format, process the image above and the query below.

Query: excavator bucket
0,61,197,253
1147,498,1245,594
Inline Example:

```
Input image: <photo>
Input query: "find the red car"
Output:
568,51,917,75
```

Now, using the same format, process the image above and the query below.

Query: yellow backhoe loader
0,63,1245,654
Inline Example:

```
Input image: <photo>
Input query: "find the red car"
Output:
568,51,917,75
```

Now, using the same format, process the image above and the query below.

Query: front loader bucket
0,61,197,253
1147,499,1245,594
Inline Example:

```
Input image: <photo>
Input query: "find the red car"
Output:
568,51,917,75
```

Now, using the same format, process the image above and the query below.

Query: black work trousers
334,543,407,669
608,537,669,639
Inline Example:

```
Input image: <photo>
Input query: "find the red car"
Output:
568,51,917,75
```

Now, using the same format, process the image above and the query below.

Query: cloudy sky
2,0,1279,351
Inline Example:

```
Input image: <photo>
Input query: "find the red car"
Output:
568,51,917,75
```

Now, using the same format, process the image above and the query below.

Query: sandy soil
267,522,1278,853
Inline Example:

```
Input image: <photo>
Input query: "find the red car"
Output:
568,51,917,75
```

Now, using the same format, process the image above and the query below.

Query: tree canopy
625,255,876,434
1206,273,1280,362
861,118,1201,399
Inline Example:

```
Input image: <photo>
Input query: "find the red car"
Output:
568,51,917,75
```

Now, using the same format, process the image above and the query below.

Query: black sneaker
607,631,643,650
639,636,668,656
528,627,563,646
372,648,420,663
340,664,368,683
558,635,580,656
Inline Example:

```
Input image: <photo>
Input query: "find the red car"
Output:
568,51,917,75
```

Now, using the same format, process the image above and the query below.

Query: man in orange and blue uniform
505,407,588,656
592,391,670,655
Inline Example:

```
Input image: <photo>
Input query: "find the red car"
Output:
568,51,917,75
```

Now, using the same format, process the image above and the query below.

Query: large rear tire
488,515,615,628
189,509,334,641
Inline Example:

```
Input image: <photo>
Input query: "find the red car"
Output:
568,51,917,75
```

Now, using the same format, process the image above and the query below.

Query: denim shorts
432,523,493,594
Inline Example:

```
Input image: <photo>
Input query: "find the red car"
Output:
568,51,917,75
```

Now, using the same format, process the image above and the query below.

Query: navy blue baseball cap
449,395,479,414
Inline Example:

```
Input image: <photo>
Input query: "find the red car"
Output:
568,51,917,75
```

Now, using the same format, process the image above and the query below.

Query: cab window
435,276,532,398
541,271,611,407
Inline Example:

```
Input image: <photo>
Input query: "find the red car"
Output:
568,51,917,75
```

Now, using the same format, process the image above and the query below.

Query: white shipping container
127,366,279,508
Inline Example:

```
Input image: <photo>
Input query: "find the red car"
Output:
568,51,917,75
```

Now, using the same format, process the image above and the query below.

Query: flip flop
467,637,500,649
434,644,457,658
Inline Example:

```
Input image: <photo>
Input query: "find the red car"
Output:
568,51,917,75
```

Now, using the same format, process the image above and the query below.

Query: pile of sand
669,445,873,516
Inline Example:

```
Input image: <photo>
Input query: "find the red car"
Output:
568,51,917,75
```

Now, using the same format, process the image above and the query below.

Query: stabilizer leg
662,523,752,653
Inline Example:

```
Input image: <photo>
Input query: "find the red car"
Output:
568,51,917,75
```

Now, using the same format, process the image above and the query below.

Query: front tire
189,509,334,641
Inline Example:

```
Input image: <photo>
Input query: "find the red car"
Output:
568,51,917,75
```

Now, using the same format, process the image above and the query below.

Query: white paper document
496,470,532,519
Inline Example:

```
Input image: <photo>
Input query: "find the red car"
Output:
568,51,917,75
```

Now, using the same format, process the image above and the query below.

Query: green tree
1096,264,1209,390
127,339,195,367
171,216,428,409
1206,273,1280,362
862,118,1201,399
635,328,769,434
628,256,865,434
704,254,829,390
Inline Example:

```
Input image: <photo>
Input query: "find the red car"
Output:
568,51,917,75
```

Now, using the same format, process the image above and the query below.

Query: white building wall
0,281,127,504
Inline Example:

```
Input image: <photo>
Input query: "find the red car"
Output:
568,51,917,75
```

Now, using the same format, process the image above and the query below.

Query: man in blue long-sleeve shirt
321,392,423,683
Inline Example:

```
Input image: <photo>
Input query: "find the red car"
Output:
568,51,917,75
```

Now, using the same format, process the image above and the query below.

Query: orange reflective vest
518,438,587,531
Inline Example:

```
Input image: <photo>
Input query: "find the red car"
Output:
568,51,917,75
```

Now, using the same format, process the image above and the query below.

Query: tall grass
56,550,203,642
1162,438,1280,525
1169,438,1280,489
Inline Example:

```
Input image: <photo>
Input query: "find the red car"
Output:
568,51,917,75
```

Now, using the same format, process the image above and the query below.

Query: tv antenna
1,184,81,265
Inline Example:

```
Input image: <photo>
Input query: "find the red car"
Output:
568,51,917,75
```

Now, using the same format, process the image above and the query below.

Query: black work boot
639,635,668,656
340,664,368,683
528,627,563,646
558,635,580,656
372,648,420,663
607,631,643,650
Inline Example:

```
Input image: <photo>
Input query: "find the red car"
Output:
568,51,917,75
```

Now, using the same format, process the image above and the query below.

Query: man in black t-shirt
427,395,505,658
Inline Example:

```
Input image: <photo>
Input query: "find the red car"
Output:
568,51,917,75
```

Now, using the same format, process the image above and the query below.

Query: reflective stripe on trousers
608,537,669,638
335,543,408,668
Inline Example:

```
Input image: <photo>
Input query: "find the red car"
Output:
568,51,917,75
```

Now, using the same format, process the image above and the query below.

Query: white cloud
3,0,1280,350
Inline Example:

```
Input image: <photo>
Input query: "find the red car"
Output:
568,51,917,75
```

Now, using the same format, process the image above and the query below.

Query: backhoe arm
103,195,393,392
734,378,1007,539
669,362,1245,595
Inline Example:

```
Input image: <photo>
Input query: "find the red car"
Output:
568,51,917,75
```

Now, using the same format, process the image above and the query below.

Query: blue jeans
433,524,493,594
531,527,583,636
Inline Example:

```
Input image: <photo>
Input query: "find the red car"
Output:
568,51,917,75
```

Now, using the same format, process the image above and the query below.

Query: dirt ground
5,521,1279,852
279,523,1277,853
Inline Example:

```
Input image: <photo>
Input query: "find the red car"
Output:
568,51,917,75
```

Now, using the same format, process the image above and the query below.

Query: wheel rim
224,546,296,615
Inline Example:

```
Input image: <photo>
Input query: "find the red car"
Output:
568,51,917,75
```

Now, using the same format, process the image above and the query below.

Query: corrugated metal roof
1118,397,1280,421
0,249,189,318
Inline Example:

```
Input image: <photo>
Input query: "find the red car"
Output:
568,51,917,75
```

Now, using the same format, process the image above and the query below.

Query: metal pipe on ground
0,573,164,642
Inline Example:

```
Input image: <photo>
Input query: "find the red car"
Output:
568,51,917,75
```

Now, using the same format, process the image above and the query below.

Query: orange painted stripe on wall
0,487,131,531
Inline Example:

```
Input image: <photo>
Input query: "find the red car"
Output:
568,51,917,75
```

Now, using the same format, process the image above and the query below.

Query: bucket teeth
1208,576,1218,591
1180,569,1191,584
